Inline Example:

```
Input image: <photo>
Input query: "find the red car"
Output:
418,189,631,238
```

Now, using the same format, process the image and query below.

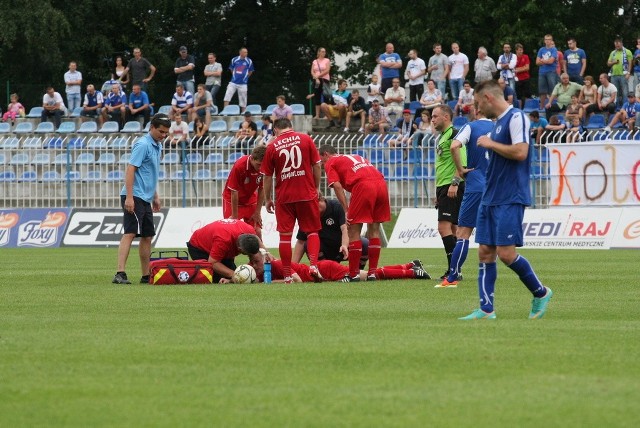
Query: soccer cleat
283,276,294,284
340,275,351,283
440,270,463,281
112,272,131,284
411,259,424,270
459,308,496,320
367,274,377,281
437,278,458,287
529,287,553,319
309,265,323,283
413,267,431,279
349,276,361,283
140,275,150,284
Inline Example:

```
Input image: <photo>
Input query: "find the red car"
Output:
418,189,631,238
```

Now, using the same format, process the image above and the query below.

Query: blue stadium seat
161,152,180,164
264,104,277,115
10,153,30,165
522,99,541,113
369,149,385,164
245,104,262,116
226,152,244,164
376,166,390,178
533,146,549,163
67,137,86,149
388,149,405,163
186,152,203,164
53,153,71,165
352,149,368,159
585,114,606,129
69,107,83,118
0,171,17,182
453,116,469,128
26,107,43,118
229,120,243,132
42,170,61,182
96,153,116,165
84,170,103,182
109,137,129,149
22,137,43,149
171,169,189,180
0,122,11,133
216,136,233,148
413,165,433,179
77,122,98,133
34,122,55,134
291,104,305,115
408,101,422,114
0,137,20,149
57,122,76,134
219,105,240,116
158,105,172,115
106,170,124,182
100,121,120,133
407,148,423,164
214,169,230,180
194,169,212,180
86,137,108,149
31,153,51,165
0,153,6,165
19,170,38,182
204,153,224,164
14,122,34,134
390,166,410,181
121,121,142,133
118,153,131,165
209,120,228,133
447,100,457,110
75,153,96,165
64,170,81,181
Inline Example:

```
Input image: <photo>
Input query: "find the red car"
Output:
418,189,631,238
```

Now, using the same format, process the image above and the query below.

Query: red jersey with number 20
324,154,385,192
261,130,320,204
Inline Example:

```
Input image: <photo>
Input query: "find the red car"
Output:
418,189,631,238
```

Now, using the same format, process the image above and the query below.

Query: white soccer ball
232,264,257,284
177,270,190,283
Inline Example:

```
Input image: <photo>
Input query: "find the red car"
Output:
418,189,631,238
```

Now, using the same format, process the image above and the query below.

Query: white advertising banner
547,142,640,207
610,208,640,249
388,209,479,249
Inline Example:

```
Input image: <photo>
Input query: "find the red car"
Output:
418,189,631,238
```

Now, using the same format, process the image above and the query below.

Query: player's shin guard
348,240,362,278
508,254,546,297
479,262,497,313
279,235,293,278
306,232,320,267
447,239,469,282
367,237,381,275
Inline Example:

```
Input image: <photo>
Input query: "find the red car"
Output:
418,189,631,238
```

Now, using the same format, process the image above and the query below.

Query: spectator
455,80,475,120
101,84,127,128
564,38,587,84
405,49,427,102
112,113,170,285
174,46,196,95
536,34,559,110
377,42,402,94
579,75,598,116
428,43,449,97
474,46,497,84
586,73,617,120
321,79,350,129
101,76,122,96
364,99,391,137
80,84,104,123
310,47,332,119
389,109,415,148
448,42,469,101
414,79,443,119
564,94,584,124
344,89,367,133
260,115,273,145
365,74,383,108
498,77,518,106
191,84,213,125
545,73,582,118
190,116,210,148
411,110,434,147
529,111,549,144
122,47,156,93
633,39,640,95
235,111,258,153
566,116,583,143
64,61,82,115
168,114,189,147
607,36,633,107
170,83,193,121
223,47,254,113
384,77,405,119
605,93,640,131
113,56,129,89
271,95,293,121
514,43,531,109
41,86,66,128
2,93,25,124
544,114,567,143
204,52,223,104
126,83,151,127
497,43,517,91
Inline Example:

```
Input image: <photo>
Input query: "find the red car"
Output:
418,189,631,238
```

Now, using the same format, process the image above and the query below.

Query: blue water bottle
264,260,272,284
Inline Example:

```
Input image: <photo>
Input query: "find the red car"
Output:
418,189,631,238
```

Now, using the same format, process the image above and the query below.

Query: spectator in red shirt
261,118,323,283
318,145,391,281
514,43,531,110
222,145,266,236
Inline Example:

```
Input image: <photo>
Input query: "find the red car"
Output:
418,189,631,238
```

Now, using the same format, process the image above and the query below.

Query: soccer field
1,247,638,427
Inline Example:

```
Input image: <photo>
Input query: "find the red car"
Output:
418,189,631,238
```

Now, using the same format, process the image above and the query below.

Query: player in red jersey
222,145,266,236
187,218,272,283
261,118,322,283
318,144,391,282
251,259,430,282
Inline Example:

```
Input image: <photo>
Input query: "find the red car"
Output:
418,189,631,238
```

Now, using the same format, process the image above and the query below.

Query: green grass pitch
1,247,639,427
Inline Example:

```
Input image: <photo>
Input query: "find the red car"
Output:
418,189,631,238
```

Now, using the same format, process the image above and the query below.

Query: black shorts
516,79,531,100
120,195,155,237
436,183,465,224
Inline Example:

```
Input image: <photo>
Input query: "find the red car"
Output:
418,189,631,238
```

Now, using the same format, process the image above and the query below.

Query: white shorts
223,82,248,107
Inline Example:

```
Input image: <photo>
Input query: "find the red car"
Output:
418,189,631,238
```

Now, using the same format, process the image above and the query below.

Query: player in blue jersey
437,110,493,288
223,47,255,113
460,80,553,320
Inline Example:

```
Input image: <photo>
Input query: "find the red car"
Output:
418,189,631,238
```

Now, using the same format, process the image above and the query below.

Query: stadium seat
0,122,12,133
291,104,305,115
363,134,382,147
144,122,151,132
121,121,142,133
77,122,98,133
376,166,390,178
64,170,81,181
46,137,64,149
369,149,385,164
194,169,212,180
10,153,30,165
57,122,76,134
229,120,243,132
109,137,129,149
447,100,457,110
158,169,167,181
264,104,277,115
171,169,189,180
209,120,228,133
186,152,203,164
0,170,17,181
161,152,180,164
96,153,116,165
75,153,96,165
216,136,233,148
219,105,240,116
22,137,43,149
533,146,549,163
67,137,86,149
69,107,83,118
42,170,61,182
86,137,108,149
31,153,50,165
226,152,244,164
406,148,423,164
413,165,433,179
83,170,103,182
204,153,224,164
408,101,422,114
585,114,606,129
390,166,410,181
388,149,405,164
53,153,71,165
522,99,541,113
99,121,120,133
214,169,230,180
26,107,44,118
106,170,124,181
34,122,55,134
0,137,20,149
158,105,172,115
17,170,36,182
245,104,263,116
210,105,219,116
14,122,34,134
118,153,131,165
188,122,195,133
453,116,469,128
612,130,630,140
352,149,368,159
0,153,6,165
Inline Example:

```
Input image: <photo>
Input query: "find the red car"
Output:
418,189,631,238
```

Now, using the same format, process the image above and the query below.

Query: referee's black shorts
120,195,155,237
436,182,465,224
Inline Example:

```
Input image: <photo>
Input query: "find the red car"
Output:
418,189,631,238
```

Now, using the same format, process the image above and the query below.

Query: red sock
279,235,292,278
306,232,320,266
375,268,413,279
368,238,381,275
381,264,407,270
348,240,362,278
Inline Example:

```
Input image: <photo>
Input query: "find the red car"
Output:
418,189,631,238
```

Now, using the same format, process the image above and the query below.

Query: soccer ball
232,264,257,284
177,271,190,283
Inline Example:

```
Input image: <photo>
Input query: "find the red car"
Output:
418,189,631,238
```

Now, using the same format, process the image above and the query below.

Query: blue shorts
457,192,482,228
475,203,525,247
538,72,558,95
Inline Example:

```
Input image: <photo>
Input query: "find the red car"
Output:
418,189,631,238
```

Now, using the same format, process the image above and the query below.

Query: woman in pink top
310,47,331,119
2,93,25,123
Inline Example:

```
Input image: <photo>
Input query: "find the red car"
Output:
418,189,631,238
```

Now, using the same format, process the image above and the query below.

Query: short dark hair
273,118,292,130
150,113,171,128
529,111,540,119
434,104,453,120
251,145,266,161
238,234,260,255
318,145,337,156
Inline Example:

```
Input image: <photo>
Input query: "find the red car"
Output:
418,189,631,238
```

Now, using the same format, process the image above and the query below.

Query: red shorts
276,199,321,234
223,199,258,228
347,180,391,224
462,105,472,113
318,259,348,281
